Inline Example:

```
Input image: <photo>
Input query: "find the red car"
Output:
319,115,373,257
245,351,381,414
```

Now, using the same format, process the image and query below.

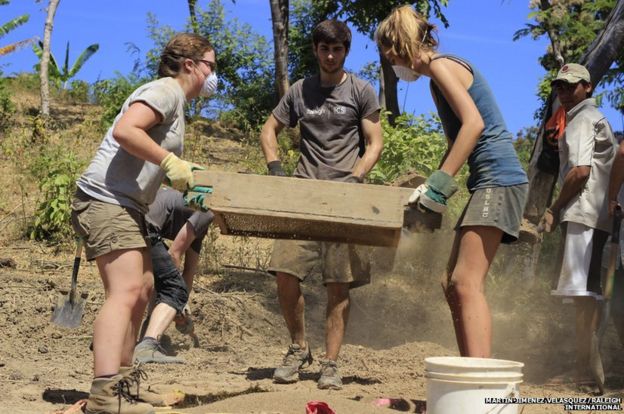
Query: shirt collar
566,98,596,121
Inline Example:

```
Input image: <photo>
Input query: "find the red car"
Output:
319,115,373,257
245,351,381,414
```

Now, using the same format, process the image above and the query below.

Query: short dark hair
312,20,351,51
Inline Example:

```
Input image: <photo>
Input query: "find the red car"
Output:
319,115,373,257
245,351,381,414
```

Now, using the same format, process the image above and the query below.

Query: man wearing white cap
538,63,617,389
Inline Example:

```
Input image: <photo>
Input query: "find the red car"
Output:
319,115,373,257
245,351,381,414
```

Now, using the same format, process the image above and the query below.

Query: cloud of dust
347,228,458,351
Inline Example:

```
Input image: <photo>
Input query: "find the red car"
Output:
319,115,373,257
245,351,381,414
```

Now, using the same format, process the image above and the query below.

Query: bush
28,145,84,241
64,79,90,104
369,112,449,184
0,79,16,133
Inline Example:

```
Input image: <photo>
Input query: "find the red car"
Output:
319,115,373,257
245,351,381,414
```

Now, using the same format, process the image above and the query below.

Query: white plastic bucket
425,356,524,414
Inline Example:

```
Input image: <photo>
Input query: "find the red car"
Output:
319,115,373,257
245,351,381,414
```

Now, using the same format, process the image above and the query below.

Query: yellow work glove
160,153,194,191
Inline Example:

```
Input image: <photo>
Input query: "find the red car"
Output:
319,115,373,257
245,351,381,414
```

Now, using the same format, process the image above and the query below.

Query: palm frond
68,44,99,78
0,14,29,38
0,37,36,56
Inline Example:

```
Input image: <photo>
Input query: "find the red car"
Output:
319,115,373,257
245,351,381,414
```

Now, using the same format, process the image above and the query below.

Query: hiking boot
273,343,313,383
317,359,342,390
133,338,184,364
120,365,166,407
85,374,155,414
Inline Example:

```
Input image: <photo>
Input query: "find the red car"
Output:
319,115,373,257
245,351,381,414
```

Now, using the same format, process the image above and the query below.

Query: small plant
28,145,84,241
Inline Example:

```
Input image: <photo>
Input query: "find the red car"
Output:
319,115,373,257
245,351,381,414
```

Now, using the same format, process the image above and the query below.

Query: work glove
537,208,559,233
408,170,458,214
184,185,213,212
267,160,287,176
344,174,364,184
160,153,203,191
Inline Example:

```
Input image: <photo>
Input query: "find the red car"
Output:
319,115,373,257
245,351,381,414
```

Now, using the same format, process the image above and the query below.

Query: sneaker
133,338,184,364
317,359,342,390
85,374,155,414
273,343,313,383
120,365,166,407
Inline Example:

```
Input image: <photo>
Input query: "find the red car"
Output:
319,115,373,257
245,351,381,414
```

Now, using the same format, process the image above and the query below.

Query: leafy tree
288,0,335,81
514,0,623,116
196,0,275,129
33,41,99,89
515,0,624,225
0,0,32,57
147,0,275,130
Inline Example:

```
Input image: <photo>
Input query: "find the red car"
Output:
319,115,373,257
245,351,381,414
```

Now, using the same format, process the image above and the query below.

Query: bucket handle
485,383,519,414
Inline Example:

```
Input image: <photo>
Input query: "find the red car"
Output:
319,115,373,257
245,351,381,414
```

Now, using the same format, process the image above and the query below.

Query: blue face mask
392,65,420,82
200,72,218,97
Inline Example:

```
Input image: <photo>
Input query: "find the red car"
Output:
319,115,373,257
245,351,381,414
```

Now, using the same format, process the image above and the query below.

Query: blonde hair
375,5,438,63
158,33,214,78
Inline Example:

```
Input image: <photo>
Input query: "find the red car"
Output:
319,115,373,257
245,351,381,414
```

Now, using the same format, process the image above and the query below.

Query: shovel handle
69,238,83,304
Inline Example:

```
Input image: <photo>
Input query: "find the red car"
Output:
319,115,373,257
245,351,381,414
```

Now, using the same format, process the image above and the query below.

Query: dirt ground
1,231,624,414
0,98,623,413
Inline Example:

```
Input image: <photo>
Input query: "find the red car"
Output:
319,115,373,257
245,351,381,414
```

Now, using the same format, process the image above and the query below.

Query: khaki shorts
455,184,528,244
71,189,147,260
268,239,371,289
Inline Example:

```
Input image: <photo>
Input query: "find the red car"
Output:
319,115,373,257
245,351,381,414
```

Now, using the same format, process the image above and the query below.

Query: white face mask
392,65,420,82
200,72,218,97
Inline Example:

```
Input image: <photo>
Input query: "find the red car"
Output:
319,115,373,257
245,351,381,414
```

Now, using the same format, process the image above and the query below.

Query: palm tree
33,41,99,89
40,0,60,117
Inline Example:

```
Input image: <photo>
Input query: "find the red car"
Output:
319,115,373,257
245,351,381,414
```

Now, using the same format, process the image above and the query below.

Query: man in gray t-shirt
259,19,382,390
133,188,213,364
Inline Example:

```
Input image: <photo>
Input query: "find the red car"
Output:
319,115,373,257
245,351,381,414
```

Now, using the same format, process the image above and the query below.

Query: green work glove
409,170,458,214
184,185,213,212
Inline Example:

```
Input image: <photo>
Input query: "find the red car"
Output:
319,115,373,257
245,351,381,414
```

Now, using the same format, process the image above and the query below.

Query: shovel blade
51,293,86,329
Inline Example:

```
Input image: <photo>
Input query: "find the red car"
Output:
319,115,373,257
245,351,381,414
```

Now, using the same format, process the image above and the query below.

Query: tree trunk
270,0,289,99
40,0,60,118
188,0,199,34
379,51,399,125
524,0,624,224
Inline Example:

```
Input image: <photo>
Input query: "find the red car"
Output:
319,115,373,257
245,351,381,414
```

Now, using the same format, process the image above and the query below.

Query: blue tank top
429,55,528,192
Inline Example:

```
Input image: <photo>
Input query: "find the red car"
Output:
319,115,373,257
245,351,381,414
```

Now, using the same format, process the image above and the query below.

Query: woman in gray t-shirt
70,33,217,413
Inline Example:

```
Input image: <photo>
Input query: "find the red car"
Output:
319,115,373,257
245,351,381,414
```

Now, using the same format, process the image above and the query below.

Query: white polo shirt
559,98,617,233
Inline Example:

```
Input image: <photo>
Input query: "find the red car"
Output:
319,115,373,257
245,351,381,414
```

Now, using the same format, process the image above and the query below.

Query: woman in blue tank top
376,5,528,358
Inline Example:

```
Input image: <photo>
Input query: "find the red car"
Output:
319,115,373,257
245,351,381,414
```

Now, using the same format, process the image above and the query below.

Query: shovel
590,206,623,394
51,238,87,328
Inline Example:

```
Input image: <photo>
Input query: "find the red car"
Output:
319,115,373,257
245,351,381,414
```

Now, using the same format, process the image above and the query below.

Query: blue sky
1,0,622,134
